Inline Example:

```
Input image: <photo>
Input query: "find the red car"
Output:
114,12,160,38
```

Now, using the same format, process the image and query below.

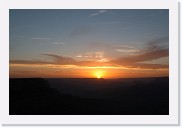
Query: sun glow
95,71,103,78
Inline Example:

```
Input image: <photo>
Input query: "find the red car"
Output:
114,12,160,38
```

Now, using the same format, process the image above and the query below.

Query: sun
95,71,103,79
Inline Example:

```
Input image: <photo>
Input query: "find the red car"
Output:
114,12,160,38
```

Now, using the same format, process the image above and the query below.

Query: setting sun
95,71,103,78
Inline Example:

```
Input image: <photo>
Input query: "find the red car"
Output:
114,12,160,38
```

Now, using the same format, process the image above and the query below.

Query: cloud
113,49,168,64
53,42,65,45
115,45,139,53
31,37,50,40
101,21,121,25
10,59,53,65
43,53,108,66
87,42,139,55
10,53,109,67
75,60,104,67
10,54,77,66
76,55,83,58
127,63,168,69
43,54,76,64
116,49,139,53
110,42,169,69
147,37,169,49
88,42,123,48
76,51,109,62
88,10,107,17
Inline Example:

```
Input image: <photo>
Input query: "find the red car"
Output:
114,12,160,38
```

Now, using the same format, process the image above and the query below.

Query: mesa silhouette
9,77,169,115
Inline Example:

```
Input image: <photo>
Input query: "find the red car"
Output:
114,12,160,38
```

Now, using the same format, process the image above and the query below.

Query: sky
9,9,169,78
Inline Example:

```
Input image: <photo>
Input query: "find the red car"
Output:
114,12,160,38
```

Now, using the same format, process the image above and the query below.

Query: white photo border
0,0,179,125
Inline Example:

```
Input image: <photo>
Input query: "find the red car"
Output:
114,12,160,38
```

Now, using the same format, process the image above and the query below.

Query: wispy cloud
53,42,65,45
43,53,75,64
76,51,108,62
31,37,50,40
43,53,107,66
147,37,169,49
99,21,122,25
111,49,168,64
116,49,139,53
110,43,168,69
10,53,108,67
88,10,107,17
87,42,139,55
128,63,168,69
10,59,53,65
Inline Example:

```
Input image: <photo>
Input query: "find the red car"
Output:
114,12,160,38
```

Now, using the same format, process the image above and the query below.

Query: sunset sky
10,9,169,78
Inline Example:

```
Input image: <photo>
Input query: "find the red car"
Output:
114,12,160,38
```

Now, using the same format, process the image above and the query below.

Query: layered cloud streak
10,41,168,69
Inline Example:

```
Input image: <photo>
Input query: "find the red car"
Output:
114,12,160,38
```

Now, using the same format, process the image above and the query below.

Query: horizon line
9,76,169,79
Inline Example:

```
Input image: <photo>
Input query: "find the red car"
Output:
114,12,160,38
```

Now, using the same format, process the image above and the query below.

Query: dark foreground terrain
9,77,169,115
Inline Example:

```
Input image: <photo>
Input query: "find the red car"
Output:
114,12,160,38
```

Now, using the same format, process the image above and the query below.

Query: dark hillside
9,77,169,115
